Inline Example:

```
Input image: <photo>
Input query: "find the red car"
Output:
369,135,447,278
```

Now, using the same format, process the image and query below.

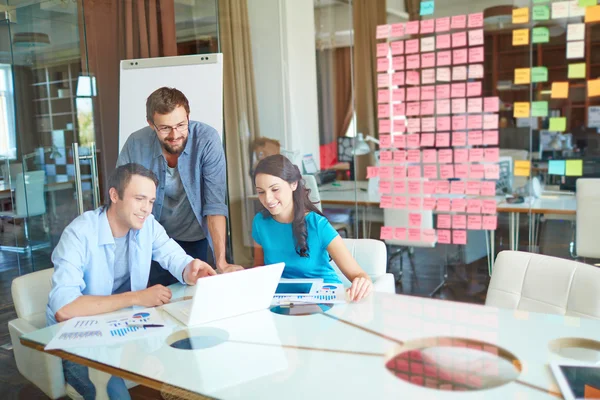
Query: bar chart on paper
110,326,147,337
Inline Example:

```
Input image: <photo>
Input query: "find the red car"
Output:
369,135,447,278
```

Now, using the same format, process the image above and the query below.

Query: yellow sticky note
549,117,567,132
513,7,530,24
566,160,583,177
514,102,530,118
551,82,569,99
514,68,531,85
514,160,531,177
513,29,529,46
568,63,586,79
585,5,600,23
588,79,600,98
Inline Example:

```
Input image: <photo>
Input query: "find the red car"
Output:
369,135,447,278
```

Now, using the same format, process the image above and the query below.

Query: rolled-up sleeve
48,228,87,321
151,218,193,283
200,129,228,218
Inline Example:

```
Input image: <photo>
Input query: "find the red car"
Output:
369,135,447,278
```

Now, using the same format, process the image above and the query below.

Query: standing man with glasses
118,87,243,287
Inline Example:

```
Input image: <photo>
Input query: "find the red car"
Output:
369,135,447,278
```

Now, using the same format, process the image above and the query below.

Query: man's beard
161,136,188,155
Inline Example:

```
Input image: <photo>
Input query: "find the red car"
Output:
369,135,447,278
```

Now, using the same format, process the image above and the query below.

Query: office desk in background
0,176,76,215
20,285,599,399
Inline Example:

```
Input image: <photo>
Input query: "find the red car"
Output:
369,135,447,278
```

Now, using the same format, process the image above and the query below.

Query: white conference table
20,286,600,399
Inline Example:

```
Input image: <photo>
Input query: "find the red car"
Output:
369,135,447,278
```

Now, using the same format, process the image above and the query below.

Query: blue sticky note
548,160,566,176
420,1,435,16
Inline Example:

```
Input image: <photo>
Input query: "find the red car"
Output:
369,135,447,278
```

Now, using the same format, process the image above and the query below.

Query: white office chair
302,174,352,237
329,238,395,293
486,251,600,319
575,178,600,259
0,171,50,253
9,269,138,399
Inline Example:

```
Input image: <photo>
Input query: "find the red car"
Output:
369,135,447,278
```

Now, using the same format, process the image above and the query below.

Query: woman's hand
347,276,373,302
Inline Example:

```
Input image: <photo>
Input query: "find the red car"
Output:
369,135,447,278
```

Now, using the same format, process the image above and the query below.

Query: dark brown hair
253,154,324,258
146,87,190,121
105,163,159,210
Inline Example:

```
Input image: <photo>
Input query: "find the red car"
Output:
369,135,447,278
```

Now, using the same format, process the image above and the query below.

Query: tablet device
550,362,600,400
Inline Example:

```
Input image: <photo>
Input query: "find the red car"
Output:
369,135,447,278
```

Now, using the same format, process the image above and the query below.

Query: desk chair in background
302,174,352,237
575,178,600,259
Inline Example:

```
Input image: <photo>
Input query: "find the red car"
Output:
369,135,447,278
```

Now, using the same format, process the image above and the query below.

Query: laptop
162,263,285,326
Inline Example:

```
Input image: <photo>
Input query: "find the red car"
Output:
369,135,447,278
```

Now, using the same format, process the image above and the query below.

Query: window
0,65,16,159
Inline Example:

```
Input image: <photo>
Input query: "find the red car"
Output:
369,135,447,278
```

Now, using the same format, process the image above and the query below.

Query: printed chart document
45,308,169,350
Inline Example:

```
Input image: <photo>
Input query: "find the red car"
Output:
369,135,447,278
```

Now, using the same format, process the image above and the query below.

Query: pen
128,324,164,328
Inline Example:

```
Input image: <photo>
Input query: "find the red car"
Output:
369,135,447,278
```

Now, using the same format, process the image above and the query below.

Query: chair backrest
302,174,322,212
576,178,600,258
330,239,387,286
14,170,46,217
11,268,54,319
486,251,600,319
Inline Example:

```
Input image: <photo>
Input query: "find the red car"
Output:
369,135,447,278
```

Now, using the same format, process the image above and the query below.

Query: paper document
45,308,170,350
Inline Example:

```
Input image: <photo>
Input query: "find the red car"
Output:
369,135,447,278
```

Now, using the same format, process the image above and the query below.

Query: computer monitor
560,157,600,191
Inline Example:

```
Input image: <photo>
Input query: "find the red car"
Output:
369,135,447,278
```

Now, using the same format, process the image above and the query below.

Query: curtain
12,67,38,156
334,47,353,143
218,0,260,265
79,0,178,190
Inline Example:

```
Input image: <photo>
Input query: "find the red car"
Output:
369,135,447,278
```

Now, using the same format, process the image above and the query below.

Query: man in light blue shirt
47,163,215,399
117,87,243,288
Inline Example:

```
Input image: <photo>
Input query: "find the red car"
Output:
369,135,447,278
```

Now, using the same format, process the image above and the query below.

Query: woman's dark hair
253,154,324,258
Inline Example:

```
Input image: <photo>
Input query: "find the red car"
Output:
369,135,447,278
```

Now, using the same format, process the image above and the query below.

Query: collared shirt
46,207,193,326
116,121,228,245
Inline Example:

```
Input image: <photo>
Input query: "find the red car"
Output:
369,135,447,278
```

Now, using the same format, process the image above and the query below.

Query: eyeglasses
152,120,189,135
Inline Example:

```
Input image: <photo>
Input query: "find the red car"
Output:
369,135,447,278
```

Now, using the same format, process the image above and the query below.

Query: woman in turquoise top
252,154,372,302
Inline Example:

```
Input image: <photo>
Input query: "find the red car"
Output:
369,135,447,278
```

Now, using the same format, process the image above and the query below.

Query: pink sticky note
483,114,499,130
421,86,436,100
484,97,500,113
482,216,498,230
468,98,483,113
377,57,389,72
452,98,466,114
437,85,452,101
406,21,419,35
367,166,379,178
408,180,421,194
380,151,393,164
437,99,450,114
468,215,482,230
438,213,451,227
378,74,389,88
422,117,435,132
452,115,467,131
408,228,421,242
407,165,421,178
467,115,483,130
467,199,482,214
378,104,390,118
436,132,450,147
422,68,436,84
453,131,467,147
377,43,389,58
380,195,393,208
421,53,436,69
438,149,453,164
390,23,405,38
379,119,391,133
406,87,420,102
470,148,484,162
479,184,494,198
406,71,420,85
452,66,468,81
454,148,468,163
393,103,406,116
407,149,421,163
436,180,450,194
466,181,481,196
483,130,499,146
484,148,500,162
380,134,392,148
438,229,451,244
423,198,436,210
424,181,436,194
470,164,484,179
423,165,437,178
407,133,420,148
469,46,484,63
379,180,392,193
440,164,454,179
394,135,407,149
452,199,467,213
469,29,484,46
469,64,484,79
406,54,420,70
422,228,436,243
451,181,466,195
468,12,484,28
451,83,466,98
392,56,405,70
407,102,420,116
392,89,405,102
380,226,394,240
454,164,468,178
437,51,452,67
467,81,482,97
421,19,435,34
422,149,437,164
420,100,435,116
394,227,407,240
393,150,406,163
409,197,421,210
481,200,497,214
420,133,435,148
436,17,451,32
468,130,483,145
392,72,405,86
452,32,467,48
453,230,467,245
390,41,404,56
453,49,468,65
436,34,451,50
451,15,467,30
394,120,408,134
376,25,390,39
394,180,406,193
437,67,451,82
485,164,500,180
405,39,419,54
409,213,422,228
